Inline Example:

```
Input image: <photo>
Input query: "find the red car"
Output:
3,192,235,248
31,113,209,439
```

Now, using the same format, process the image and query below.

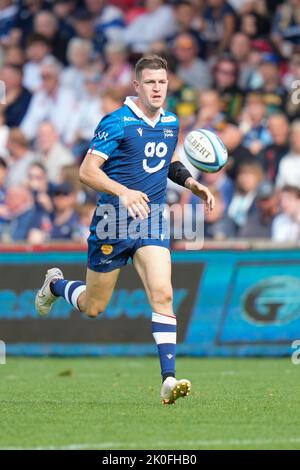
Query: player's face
134,68,168,114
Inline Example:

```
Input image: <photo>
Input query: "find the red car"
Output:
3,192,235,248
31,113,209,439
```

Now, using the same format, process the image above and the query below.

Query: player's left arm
169,153,215,211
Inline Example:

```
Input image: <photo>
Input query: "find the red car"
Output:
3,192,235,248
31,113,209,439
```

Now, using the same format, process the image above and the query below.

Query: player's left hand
185,177,215,211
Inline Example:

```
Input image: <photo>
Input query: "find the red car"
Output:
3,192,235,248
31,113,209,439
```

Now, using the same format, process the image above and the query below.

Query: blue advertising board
0,248,300,356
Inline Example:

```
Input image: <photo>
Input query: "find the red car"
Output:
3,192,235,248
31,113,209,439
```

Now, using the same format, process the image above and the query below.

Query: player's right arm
79,115,150,220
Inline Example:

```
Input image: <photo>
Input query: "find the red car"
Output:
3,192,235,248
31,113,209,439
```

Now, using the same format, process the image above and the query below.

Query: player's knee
150,285,173,308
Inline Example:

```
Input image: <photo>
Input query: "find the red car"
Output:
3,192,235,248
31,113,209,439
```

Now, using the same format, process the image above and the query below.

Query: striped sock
152,312,176,381
51,279,86,311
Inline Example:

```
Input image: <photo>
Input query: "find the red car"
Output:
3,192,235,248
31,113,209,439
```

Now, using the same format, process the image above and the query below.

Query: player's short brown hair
135,55,168,80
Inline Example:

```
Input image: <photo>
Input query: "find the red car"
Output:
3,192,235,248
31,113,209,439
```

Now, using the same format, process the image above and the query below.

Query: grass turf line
0,357,299,450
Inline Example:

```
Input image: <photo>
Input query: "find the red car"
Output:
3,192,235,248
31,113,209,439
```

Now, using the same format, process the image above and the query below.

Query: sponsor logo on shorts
101,244,113,255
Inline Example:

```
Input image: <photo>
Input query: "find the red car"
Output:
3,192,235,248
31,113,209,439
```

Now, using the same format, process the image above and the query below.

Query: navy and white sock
152,312,176,382
51,280,86,311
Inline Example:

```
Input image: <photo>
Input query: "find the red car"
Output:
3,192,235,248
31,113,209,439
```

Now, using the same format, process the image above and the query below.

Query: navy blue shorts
87,209,170,273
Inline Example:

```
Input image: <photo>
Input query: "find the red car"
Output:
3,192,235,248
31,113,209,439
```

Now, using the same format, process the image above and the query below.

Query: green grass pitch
0,357,300,450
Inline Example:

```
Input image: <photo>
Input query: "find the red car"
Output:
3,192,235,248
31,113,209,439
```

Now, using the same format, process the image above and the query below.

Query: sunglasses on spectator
41,73,56,80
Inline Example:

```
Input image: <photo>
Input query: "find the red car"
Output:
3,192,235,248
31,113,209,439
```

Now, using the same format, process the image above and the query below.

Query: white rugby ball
183,128,228,173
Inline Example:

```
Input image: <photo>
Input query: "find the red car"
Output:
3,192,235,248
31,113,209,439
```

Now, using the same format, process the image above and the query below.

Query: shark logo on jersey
163,129,174,138
137,128,143,136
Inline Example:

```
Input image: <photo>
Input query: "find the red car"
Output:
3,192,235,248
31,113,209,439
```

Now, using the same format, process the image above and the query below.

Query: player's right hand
119,189,150,220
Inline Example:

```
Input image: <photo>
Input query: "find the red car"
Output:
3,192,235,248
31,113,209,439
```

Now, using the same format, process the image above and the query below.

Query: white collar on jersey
124,96,165,128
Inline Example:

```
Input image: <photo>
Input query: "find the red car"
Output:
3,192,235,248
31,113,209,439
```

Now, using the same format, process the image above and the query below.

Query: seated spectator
199,167,234,210
257,56,287,114
271,0,300,58
101,42,133,97
9,0,49,46
50,182,79,240
21,58,77,142
61,37,94,99
85,0,125,47
0,0,17,46
239,180,279,238
272,185,300,243
23,33,53,93
240,10,270,41
166,55,199,119
213,55,244,121
72,9,105,57
196,89,228,131
26,161,53,214
239,92,272,155
170,1,206,59
258,113,290,182
65,68,104,152
203,188,235,240
174,33,212,91
229,32,253,90
228,161,264,231
36,121,74,184
276,119,300,188
101,87,124,115
74,202,95,243
0,64,32,127
4,45,25,67
5,128,36,187
203,0,237,57
123,0,177,53
33,10,73,64
1,185,51,243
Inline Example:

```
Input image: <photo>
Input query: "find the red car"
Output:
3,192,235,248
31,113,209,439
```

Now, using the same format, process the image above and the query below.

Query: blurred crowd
0,0,300,245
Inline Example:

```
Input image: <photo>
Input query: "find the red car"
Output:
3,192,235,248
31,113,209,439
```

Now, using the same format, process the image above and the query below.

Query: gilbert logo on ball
184,128,228,173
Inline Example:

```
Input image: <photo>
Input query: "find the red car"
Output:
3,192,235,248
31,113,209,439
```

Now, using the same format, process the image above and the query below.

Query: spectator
271,0,300,59
174,33,212,91
0,0,17,46
203,187,235,239
9,0,49,46
276,120,300,189
257,56,287,114
33,10,72,64
74,202,95,242
85,0,125,46
200,167,234,210
50,182,79,240
101,87,124,115
0,111,9,156
65,68,104,154
5,128,36,187
171,1,206,59
258,113,290,183
61,37,94,99
213,55,244,121
26,161,53,214
239,180,279,238
203,0,236,56
228,161,264,231
272,185,300,243
21,58,77,142
1,185,51,243
0,64,32,127
239,92,272,155
35,121,74,184
229,32,255,90
221,124,253,180
4,45,25,67
23,33,53,93
101,42,133,97
72,9,105,57
196,89,228,131
123,0,177,53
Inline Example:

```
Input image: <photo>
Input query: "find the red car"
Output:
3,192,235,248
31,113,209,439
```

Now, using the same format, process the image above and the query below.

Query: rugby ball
183,128,228,173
